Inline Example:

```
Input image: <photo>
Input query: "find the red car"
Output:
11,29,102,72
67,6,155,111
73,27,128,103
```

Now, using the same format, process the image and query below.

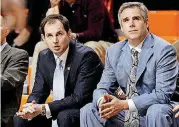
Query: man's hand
173,105,179,118
16,100,42,119
98,93,111,117
50,0,60,7
99,94,129,119
70,33,78,40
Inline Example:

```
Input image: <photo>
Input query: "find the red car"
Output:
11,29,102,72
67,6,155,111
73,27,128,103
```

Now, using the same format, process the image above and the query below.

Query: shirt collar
128,33,149,54
53,46,69,68
1,42,8,52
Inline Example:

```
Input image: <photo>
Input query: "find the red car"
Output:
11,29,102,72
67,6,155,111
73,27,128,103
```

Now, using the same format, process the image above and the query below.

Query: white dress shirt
1,42,8,52
45,46,69,119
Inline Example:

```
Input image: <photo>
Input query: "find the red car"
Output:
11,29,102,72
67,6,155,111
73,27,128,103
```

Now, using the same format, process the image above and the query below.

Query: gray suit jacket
93,33,178,114
172,40,179,102
1,44,29,123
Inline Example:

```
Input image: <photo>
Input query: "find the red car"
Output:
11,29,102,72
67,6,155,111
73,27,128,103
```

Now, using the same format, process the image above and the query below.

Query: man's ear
4,27,10,36
145,18,149,29
68,29,72,38
41,34,45,41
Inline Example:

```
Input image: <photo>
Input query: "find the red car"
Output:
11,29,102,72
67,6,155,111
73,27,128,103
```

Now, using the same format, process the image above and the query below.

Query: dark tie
124,48,140,127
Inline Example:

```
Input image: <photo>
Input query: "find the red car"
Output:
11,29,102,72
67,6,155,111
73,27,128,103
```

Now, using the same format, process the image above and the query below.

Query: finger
98,98,105,110
23,103,33,108
22,107,34,113
100,102,112,109
16,111,25,116
173,105,179,112
16,112,29,119
99,106,113,115
104,93,110,103
101,109,113,119
175,112,179,118
27,106,36,113
102,110,119,119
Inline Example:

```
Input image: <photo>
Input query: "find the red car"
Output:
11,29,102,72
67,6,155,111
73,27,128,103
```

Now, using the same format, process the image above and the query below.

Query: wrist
40,104,46,116
122,100,129,110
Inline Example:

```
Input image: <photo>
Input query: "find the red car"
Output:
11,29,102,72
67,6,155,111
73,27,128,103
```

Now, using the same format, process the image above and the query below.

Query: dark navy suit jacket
28,41,103,118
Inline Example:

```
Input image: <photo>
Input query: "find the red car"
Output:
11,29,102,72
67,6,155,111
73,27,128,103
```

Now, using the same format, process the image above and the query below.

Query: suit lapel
47,49,56,88
136,33,154,81
64,41,74,87
121,42,132,76
1,44,11,64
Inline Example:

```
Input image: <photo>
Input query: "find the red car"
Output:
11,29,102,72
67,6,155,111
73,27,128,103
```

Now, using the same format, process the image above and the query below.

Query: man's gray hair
118,2,148,26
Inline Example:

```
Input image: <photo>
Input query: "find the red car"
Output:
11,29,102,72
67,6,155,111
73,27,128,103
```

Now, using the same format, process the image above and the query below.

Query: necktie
124,48,140,127
52,57,65,127
53,57,65,100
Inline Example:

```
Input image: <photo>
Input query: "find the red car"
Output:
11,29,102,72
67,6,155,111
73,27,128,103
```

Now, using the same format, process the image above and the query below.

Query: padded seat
148,11,179,37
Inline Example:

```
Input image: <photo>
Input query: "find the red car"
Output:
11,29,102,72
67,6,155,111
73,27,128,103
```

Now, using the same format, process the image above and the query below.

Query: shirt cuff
128,99,137,112
45,104,52,119
97,97,103,107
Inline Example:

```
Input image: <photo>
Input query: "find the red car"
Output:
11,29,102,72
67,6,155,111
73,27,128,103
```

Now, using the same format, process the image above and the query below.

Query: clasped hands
16,100,42,119
173,105,179,118
98,93,129,119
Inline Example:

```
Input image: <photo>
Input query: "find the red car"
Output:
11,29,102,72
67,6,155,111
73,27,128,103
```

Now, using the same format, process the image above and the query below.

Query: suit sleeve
92,49,119,108
133,45,178,112
1,50,29,91
48,51,103,117
28,52,50,103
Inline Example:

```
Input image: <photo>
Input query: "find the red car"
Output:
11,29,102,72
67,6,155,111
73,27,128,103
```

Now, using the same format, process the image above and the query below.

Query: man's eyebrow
57,30,63,33
122,17,129,21
46,33,52,35
133,16,142,18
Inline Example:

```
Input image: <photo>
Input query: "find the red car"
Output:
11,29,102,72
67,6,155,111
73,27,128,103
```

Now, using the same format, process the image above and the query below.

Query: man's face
42,20,70,56
120,7,148,43
0,16,10,45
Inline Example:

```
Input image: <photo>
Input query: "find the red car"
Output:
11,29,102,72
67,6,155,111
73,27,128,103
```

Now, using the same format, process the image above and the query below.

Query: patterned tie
52,57,65,127
53,57,65,100
124,48,140,127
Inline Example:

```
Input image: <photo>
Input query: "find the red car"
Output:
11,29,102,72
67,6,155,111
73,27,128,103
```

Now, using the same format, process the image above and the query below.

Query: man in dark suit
14,14,103,127
1,15,29,127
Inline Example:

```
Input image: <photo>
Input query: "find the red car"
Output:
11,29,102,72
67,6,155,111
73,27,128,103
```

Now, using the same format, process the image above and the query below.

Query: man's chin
52,50,62,54
128,34,140,40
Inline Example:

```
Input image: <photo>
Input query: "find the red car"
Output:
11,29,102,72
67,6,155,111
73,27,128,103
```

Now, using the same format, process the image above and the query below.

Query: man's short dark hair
39,14,70,35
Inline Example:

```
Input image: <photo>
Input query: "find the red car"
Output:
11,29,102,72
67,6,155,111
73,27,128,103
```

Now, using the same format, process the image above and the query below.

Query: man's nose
129,20,135,27
53,36,58,43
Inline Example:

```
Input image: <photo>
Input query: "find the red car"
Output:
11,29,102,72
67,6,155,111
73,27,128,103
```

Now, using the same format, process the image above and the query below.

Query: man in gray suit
80,2,178,127
1,15,29,127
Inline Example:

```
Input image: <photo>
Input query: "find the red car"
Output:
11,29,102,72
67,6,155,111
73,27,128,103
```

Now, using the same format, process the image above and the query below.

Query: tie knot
56,57,63,69
131,48,138,66
131,48,138,57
